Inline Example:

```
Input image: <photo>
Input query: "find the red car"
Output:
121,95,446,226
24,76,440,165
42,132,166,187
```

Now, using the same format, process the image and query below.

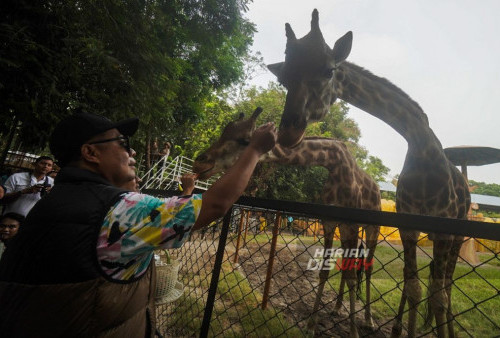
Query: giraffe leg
444,235,464,338
361,224,380,330
338,224,360,338
391,229,421,338
429,233,454,338
307,221,336,332
333,273,345,315
390,292,407,338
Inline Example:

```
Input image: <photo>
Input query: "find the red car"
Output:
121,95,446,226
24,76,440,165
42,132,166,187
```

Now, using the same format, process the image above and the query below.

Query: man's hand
248,122,277,155
193,121,277,230
22,185,44,194
180,173,198,195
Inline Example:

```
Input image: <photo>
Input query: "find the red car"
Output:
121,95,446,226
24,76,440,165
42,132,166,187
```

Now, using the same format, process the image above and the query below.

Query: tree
180,98,236,159
469,180,500,197
0,0,255,163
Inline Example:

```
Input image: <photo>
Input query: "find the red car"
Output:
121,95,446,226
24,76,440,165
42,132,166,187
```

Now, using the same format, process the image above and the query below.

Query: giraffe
192,107,382,337
267,9,471,338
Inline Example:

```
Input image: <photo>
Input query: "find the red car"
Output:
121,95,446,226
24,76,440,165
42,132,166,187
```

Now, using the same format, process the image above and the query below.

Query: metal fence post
199,208,233,338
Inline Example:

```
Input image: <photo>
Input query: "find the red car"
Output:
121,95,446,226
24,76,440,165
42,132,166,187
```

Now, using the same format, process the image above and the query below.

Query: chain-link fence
152,193,500,337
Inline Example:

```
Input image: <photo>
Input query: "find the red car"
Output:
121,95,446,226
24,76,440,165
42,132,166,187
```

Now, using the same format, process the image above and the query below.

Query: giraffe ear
332,31,353,64
267,62,284,78
250,107,263,120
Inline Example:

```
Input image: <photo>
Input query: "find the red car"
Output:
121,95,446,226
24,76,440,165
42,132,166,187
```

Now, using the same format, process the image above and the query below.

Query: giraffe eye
236,138,250,146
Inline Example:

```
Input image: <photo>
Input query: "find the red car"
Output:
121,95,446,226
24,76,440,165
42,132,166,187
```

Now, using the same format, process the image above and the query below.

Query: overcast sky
244,0,500,184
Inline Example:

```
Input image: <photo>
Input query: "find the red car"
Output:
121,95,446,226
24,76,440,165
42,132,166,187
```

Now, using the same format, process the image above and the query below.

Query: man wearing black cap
0,111,277,337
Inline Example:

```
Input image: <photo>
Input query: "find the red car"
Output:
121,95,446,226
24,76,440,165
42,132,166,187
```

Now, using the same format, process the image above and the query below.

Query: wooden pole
461,163,468,182
459,162,480,265
233,209,246,263
262,212,282,310
0,116,18,172
243,210,249,244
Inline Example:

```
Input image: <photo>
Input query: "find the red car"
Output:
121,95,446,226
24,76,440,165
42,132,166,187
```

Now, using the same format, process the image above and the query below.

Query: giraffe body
269,9,470,337
193,109,381,337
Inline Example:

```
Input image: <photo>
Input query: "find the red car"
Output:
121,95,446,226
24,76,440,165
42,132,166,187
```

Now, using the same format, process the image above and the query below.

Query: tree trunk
145,130,152,171
0,116,19,172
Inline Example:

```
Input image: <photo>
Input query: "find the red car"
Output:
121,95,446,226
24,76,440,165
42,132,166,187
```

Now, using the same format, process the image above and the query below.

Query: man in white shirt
2,156,55,216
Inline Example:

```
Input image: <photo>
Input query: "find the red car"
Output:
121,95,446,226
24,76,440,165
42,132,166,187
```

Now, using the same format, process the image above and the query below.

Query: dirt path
236,241,394,337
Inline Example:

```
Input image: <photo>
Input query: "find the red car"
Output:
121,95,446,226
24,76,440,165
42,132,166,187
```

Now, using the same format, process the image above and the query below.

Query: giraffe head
268,9,352,147
192,107,263,180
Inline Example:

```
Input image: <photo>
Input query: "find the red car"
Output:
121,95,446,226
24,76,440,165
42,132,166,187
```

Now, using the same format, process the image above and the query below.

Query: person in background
0,111,277,337
0,212,24,260
0,168,12,185
121,175,142,192
2,156,54,216
48,169,59,179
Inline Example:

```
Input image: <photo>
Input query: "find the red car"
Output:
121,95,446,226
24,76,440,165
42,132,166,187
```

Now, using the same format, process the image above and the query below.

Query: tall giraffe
267,9,471,338
192,108,382,337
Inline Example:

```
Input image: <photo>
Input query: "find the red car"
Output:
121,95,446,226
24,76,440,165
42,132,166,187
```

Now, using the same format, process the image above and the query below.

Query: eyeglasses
88,135,131,153
0,224,18,229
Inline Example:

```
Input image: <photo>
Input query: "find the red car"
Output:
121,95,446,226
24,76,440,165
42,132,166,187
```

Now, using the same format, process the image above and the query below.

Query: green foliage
469,180,500,197
180,98,236,159
381,191,396,200
359,155,390,183
250,164,327,203
233,82,287,125
0,0,255,153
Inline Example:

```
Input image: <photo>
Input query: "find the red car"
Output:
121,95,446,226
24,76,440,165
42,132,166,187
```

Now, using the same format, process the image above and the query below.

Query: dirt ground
234,240,395,337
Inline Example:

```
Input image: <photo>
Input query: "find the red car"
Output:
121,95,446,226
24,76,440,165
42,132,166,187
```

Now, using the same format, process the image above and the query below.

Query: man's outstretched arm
193,122,277,230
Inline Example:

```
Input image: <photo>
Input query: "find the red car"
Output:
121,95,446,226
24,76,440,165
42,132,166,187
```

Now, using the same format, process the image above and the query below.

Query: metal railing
140,156,217,191
153,193,500,337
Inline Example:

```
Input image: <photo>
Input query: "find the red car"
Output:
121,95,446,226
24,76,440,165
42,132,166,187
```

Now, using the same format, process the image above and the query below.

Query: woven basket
155,258,184,305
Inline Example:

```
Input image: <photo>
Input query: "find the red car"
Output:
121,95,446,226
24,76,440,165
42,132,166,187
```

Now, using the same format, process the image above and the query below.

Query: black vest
0,168,157,337
0,167,128,284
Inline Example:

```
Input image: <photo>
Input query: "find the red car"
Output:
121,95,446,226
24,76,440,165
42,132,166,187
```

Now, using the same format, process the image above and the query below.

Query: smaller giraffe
192,108,382,337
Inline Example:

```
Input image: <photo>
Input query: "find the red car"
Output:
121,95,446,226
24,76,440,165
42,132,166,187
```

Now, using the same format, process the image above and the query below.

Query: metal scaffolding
140,155,217,191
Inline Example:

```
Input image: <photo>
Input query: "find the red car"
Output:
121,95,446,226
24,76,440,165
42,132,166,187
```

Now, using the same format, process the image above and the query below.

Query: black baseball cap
50,112,139,165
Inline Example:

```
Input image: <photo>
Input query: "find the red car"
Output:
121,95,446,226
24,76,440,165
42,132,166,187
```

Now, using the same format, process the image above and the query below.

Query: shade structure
443,145,500,266
444,146,500,166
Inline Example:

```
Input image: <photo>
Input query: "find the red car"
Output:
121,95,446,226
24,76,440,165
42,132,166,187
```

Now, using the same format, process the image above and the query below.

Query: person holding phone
1,156,54,216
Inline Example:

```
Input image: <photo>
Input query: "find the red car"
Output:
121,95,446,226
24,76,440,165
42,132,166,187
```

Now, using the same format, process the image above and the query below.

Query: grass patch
166,261,307,337
478,252,500,267
165,233,499,336
336,245,500,336
211,263,306,337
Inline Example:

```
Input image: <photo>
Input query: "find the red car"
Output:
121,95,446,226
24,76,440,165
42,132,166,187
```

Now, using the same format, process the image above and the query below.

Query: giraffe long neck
335,62,440,148
258,137,381,210
334,63,470,216
260,137,355,172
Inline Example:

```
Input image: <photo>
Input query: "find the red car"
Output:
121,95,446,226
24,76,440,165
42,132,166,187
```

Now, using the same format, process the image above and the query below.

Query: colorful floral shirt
96,192,202,281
